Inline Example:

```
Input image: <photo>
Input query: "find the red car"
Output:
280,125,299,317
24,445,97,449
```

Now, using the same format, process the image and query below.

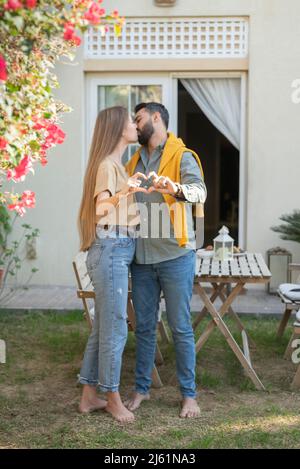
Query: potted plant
271,210,300,244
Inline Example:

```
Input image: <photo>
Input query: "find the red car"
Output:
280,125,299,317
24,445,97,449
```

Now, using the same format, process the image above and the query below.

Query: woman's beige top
94,155,140,227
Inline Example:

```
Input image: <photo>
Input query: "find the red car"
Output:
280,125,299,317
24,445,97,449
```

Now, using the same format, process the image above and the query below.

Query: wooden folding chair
277,263,300,338
72,251,167,388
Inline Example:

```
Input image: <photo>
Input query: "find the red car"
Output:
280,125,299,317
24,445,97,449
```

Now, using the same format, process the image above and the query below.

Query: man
125,102,207,418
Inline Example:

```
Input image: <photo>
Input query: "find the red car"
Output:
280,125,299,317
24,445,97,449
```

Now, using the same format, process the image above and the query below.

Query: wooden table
193,253,271,391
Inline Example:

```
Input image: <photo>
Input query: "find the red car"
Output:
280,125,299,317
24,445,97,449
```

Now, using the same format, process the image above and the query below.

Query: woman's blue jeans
131,250,197,398
78,233,135,393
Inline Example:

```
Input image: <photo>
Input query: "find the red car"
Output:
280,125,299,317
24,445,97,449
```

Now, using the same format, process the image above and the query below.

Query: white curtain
180,78,241,150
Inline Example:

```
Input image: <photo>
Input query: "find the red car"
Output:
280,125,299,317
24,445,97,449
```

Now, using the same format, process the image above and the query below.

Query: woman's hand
146,171,179,196
119,172,149,195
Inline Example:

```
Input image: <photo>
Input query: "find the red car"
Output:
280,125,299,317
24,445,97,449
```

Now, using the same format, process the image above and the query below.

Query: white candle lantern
213,226,234,261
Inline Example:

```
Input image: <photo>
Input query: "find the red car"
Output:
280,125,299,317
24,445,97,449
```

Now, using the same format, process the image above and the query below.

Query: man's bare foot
124,392,150,411
79,396,107,414
180,397,201,418
105,401,135,423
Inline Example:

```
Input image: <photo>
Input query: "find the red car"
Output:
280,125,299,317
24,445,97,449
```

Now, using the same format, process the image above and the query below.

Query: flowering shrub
0,0,124,216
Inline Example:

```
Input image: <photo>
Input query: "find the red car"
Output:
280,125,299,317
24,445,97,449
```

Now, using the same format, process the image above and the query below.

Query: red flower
0,137,7,150
112,9,119,18
63,22,81,46
84,2,105,25
33,119,66,150
7,203,26,217
7,155,32,182
63,22,75,41
21,190,35,208
4,0,22,10
40,157,48,166
73,35,81,46
46,123,65,145
0,55,7,82
26,0,37,8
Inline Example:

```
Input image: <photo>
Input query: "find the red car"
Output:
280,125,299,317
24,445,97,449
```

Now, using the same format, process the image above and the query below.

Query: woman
77,106,147,423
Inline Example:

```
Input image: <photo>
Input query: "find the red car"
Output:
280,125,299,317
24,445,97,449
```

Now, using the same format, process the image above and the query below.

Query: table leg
195,282,244,352
195,282,265,391
192,283,225,331
218,289,257,349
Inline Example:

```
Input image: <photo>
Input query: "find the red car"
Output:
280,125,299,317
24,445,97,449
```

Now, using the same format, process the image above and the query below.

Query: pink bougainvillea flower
73,35,81,46
63,22,81,45
21,190,36,208
40,157,48,166
6,155,33,182
7,202,26,217
45,123,66,146
84,2,105,24
0,55,7,82
26,0,37,8
63,22,75,41
0,137,7,150
4,0,22,10
111,9,119,18
33,119,66,150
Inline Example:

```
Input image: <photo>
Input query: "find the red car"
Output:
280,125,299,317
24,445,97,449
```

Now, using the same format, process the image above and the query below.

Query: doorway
177,80,240,246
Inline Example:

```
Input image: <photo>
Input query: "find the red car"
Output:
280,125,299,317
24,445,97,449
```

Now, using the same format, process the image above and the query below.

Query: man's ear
153,112,160,123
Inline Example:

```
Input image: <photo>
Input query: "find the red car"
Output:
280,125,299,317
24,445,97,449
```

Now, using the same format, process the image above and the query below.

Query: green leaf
6,83,21,93
29,140,40,151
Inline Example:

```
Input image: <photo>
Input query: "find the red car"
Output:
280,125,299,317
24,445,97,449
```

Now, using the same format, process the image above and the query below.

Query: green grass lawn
0,310,300,449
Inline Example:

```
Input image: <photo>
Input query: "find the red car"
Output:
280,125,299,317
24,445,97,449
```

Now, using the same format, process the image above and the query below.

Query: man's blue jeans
131,250,197,398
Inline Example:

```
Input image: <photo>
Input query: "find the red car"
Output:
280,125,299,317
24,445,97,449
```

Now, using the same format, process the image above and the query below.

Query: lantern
213,226,234,261
267,247,292,294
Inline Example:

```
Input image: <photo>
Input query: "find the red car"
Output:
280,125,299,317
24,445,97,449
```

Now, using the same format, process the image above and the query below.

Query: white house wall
7,0,300,286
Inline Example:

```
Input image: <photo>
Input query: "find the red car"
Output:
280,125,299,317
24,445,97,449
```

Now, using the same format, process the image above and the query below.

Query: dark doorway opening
178,80,240,246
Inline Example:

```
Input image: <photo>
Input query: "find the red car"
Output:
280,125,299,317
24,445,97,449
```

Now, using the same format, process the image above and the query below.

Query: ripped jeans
78,231,135,393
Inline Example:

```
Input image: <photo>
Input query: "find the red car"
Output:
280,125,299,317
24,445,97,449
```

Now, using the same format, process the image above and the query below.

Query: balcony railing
84,17,249,60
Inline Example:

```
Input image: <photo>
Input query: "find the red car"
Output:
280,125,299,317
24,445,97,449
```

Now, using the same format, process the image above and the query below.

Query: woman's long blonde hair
78,106,129,251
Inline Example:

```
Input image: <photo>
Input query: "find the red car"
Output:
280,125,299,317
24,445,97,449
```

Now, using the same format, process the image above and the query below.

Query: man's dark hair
135,102,169,130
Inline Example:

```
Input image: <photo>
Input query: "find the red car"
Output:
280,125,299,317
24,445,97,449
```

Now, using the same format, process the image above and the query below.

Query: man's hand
120,172,149,195
147,171,179,196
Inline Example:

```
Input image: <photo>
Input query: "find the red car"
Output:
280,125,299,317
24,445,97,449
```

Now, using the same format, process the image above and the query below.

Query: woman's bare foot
105,392,135,423
79,397,107,414
124,392,150,411
180,397,201,418
79,384,107,414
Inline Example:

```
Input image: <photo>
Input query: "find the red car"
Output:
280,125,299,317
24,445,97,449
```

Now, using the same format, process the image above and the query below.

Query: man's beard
137,119,154,145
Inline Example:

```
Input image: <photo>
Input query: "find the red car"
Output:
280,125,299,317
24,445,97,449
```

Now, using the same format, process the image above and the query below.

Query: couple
77,102,207,423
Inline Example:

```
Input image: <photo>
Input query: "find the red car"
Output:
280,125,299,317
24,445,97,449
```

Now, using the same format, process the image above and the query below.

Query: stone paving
0,284,286,316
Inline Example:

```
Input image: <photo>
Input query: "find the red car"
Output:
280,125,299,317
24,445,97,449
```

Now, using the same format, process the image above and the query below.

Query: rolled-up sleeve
175,151,207,203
